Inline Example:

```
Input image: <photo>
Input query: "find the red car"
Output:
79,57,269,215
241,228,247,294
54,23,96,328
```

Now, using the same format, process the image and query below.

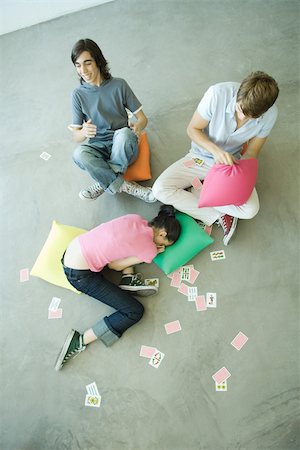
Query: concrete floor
0,1,299,449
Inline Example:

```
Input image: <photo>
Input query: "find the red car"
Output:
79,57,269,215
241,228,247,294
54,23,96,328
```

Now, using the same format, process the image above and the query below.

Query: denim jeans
73,127,138,194
62,258,144,347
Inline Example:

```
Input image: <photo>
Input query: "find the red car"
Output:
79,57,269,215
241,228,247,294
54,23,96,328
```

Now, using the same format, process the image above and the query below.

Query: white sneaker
79,182,104,201
120,181,156,203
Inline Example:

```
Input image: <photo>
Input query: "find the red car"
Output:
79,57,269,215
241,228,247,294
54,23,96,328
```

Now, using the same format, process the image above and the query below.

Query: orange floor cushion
124,132,152,181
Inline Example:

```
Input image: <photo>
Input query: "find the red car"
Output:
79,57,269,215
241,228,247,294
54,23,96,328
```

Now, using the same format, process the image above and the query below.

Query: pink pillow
198,158,258,207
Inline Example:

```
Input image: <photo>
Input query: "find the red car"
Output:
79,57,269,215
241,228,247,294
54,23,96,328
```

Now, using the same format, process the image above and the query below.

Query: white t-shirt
191,82,278,163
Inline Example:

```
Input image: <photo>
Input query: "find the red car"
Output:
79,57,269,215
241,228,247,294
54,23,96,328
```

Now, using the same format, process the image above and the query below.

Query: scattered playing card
191,177,202,190
215,380,227,392
177,282,189,296
183,159,196,168
180,266,191,282
164,320,182,335
48,297,61,311
85,394,101,408
167,269,180,279
189,268,200,284
204,225,213,236
195,295,207,311
212,366,231,384
40,151,51,160
170,272,181,288
188,286,198,302
192,157,204,166
149,350,165,369
48,308,63,319
20,268,29,282
145,278,159,288
210,250,226,261
86,382,100,396
231,332,248,350
140,345,157,358
206,292,217,308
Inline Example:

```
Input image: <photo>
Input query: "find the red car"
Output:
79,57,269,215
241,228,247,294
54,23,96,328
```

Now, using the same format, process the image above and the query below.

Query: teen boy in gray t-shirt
69,39,156,203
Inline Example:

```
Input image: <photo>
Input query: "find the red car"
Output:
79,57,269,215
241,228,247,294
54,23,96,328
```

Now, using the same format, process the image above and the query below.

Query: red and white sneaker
218,214,238,245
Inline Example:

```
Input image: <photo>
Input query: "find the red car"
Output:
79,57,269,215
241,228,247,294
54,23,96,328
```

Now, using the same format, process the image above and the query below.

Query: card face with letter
86,382,99,397
231,332,248,350
164,320,181,335
206,292,217,308
149,350,165,369
188,286,198,302
145,278,159,288
212,367,231,384
48,297,61,311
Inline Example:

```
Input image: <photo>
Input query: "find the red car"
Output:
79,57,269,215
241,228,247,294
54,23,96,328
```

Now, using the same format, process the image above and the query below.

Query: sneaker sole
119,285,158,296
223,217,238,246
79,192,103,201
54,329,76,371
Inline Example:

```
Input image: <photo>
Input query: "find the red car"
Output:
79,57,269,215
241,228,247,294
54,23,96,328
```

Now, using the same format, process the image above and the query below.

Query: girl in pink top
55,205,181,371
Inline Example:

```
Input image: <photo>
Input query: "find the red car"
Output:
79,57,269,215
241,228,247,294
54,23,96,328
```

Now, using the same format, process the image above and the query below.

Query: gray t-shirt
71,77,142,143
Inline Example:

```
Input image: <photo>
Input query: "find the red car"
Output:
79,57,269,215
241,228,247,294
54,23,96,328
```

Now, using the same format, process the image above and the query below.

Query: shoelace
218,215,232,233
131,273,144,286
123,182,151,200
88,183,103,195
63,336,85,362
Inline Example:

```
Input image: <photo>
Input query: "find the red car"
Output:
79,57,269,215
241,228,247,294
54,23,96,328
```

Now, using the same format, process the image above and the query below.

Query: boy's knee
130,302,144,323
114,127,135,142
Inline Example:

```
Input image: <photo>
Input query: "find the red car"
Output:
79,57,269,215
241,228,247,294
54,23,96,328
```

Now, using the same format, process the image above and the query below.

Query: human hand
129,122,142,140
82,119,97,138
213,149,237,165
156,245,165,254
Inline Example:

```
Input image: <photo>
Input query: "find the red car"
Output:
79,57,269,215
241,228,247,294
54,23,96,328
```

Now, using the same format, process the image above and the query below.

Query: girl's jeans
62,259,144,347
72,127,138,194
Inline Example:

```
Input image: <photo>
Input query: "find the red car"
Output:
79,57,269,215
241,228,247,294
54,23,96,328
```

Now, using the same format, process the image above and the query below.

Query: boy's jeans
73,127,138,194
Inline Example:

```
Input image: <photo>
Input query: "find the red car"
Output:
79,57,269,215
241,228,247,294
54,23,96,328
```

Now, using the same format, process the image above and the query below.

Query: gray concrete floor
0,1,299,449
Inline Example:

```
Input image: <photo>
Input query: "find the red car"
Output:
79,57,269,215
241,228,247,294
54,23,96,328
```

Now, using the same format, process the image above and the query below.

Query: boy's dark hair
149,205,181,243
237,71,279,118
71,39,111,84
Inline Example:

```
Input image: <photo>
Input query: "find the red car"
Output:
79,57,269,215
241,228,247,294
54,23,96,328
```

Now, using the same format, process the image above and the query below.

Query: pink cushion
198,158,258,207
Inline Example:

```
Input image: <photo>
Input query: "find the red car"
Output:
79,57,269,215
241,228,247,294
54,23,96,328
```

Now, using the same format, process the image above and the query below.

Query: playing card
177,282,189,296
192,158,204,166
149,350,165,369
20,268,29,282
86,382,100,396
40,151,51,160
140,345,156,358
210,250,226,261
144,278,159,288
231,332,248,350
189,268,200,284
170,272,181,288
188,286,198,302
215,380,227,392
183,159,196,168
204,225,213,236
180,266,191,282
191,177,202,190
195,295,207,311
48,296,61,311
85,394,101,408
206,292,217,308
167,269,180,279
212,366,231,384
48,308,63,319
164,320,182,335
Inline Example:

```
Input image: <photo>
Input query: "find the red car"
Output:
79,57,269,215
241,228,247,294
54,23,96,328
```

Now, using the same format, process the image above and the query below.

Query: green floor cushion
30,220,87,293
154,212,214,274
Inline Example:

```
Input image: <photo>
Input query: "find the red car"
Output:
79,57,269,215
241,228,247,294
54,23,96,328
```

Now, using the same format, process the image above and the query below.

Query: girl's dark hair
71,39,111,84
149,205,181,243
